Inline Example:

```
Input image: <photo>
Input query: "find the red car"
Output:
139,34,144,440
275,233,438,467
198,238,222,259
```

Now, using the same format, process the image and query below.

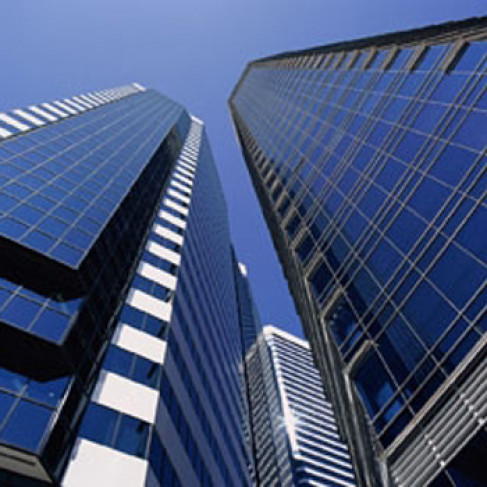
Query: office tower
247,325,356,487
0,84,249,487
230,17,487,487
233,260,262,485
234,261,355,486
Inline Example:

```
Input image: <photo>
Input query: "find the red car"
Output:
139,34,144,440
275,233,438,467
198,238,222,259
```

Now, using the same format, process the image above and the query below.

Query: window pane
0,400,52,452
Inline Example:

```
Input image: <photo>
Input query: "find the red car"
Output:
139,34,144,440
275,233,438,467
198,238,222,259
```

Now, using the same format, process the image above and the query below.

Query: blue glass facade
0,86,189,486
230,18,487,487
0,86,250,487
64,117,250,487
233,262,280,485
169,133,249,485
266,327,356,487
234,260,356,486
242,323,357,487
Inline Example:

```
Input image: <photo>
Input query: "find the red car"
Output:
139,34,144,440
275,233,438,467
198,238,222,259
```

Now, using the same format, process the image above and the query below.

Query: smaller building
246,325,356,487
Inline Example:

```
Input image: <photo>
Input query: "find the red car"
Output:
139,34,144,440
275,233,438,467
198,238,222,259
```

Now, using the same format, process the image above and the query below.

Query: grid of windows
266,328,356,487
171,298,245,485
71,118,250,487
0,88,189,484
169,132,250,485
74,119,197,486
230,20,487,487
160,372,212,486
0,91,183,267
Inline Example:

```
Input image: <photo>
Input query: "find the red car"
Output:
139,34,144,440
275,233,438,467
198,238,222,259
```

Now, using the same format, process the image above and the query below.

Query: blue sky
1,0,485,338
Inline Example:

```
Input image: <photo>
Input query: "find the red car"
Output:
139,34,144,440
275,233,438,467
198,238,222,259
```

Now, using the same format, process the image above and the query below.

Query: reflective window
0,400,52,452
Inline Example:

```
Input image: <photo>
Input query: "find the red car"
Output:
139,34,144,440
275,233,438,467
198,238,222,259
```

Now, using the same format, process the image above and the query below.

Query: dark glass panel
327,294,361,348
354,351,401,420
30,307,70,342
453,41,487,72
0,400,52,452
296,234,314,262
115,415,149,458
0,217,29,239
23,231,56,253
453,110,487,151
24,377,69,407
309,261,332,299
0,369,25,394
103,346,133,377
79,403,118,446
0,296,40,329
430,74,468,103
0,392,15,428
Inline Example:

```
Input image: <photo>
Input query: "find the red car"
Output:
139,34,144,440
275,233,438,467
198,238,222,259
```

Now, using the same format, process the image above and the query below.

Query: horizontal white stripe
137,261,177,290
163,197,189,217
297,463,355,486
28,105,58,122
41,102,69,118
12,109,45,126
190,114,204,125
153,224,184,246
173,172,193,187
179,155,197,166
80,94,100,106
167,188,191,206
53,101,77,115
72,96,92,108
176,162,194,174
132,82,146,91
146,240,180,265
0,113,30,131
175,168,194,180
112,324,166,363
63,439,148,487
159,210,186,230
170,180,192,195
90,93,107,103
177,162,196,175
63,99,86,111
96,93,110,103
93,371,158,423
0,127,13,138
182,151,198,161
126,288,172,322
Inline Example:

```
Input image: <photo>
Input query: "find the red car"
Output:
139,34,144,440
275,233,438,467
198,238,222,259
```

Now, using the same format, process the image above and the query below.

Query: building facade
246,325,356,487
230,18,487,487
0,85,249,486
233,260,263,485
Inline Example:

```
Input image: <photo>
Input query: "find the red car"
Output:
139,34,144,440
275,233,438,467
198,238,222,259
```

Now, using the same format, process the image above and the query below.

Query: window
0,296,40,329
0,400,52,452
79,402,118,446
115,415,149,458
309,260,332,299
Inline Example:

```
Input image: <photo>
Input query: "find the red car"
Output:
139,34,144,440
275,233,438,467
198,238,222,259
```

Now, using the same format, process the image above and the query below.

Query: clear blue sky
1,0,485,338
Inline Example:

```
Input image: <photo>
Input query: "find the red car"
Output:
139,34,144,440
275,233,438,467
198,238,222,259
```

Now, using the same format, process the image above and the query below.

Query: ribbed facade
249,326,357,486
0,85,250,487
230,18,487,487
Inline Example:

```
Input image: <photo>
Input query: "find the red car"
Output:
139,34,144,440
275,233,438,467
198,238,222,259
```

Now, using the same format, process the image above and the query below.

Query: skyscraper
230,17,487,487
232,260,263,485
0,85,249,486
246,325,356,487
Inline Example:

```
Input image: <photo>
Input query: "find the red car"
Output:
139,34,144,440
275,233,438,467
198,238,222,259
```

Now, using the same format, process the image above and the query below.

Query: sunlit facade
248,326,356,486
230,17,487,487
0,85,249,486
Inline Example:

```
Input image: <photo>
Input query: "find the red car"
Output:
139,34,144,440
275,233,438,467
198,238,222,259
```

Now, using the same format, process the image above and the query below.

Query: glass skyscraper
230,17,487,487
0,85,249,486
234,260,356,486
245,325,356,487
